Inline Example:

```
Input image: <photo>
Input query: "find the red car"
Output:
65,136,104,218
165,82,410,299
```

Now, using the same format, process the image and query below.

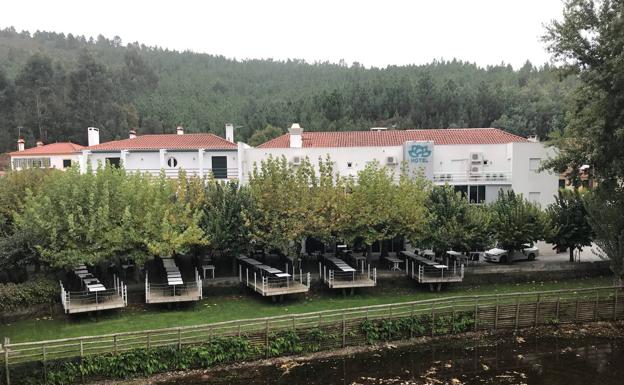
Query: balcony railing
125,167,238,179
433,171,512,184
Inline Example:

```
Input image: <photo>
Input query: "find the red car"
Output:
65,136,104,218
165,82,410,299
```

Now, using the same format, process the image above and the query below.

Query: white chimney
527,135,539,143
289,123,303,148
88,127,100,146
176,126,184,135
129,129,137,139
17,138,25,152
225,123,234,142
36,140,44,147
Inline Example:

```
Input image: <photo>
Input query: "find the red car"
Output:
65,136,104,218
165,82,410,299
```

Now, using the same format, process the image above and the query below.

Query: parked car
483,243,539,263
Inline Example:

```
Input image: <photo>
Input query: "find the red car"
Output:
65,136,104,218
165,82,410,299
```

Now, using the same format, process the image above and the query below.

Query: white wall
84,149,238,179
11,154,81,171
510,142,559,207
240,140,558,207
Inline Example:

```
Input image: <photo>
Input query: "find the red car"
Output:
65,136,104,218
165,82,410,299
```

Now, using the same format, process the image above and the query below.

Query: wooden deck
319,258,377,289
60,276,127,314
238,257,311,297
402,251,464,289
145,270,203,304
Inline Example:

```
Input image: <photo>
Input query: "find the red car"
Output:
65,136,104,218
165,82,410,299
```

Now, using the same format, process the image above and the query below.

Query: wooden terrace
145,258,202,304
402,251,464,291
60,266,127,314
238,256,311,297
319,256,377,290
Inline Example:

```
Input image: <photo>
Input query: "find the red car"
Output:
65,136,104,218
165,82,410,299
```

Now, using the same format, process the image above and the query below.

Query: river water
158,336,624,385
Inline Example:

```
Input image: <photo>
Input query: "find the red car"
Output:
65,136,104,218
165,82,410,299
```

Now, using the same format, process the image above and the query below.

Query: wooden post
178,328,182,350
515,298,520,331
292,315,296,331
451,300,456,334
535,294,541,327
431,303,436,336
42,344,46,383
494,295,499,330
556,296,561,320
594,290,599,321
4,337,9,385
614,288,619,321
474,297,479,331
342,313,346,347
575,295,580,323
147,332,151,350
80,339,84,383
265,319,270,358
238,321,242,337
113,335,118,354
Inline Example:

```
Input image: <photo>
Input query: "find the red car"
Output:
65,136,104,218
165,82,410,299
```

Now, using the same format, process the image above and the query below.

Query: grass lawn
0,276,615,343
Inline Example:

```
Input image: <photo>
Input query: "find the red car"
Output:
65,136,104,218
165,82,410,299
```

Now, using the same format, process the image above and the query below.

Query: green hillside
0,27,577,153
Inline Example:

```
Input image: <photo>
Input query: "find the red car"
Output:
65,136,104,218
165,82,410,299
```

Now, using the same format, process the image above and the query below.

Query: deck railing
319,261,377,288
59,275,127,314
406,259,465,283
239,265,311,296
2,286,623,384
145,270,202,303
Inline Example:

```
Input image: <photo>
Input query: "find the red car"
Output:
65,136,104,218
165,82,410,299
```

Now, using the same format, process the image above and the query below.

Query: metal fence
1,285,622,384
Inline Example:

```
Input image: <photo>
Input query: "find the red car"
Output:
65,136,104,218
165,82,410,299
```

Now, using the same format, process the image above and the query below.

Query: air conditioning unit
292,156,301,166
386,156,398,165
470,152,484,163
470,165,483,174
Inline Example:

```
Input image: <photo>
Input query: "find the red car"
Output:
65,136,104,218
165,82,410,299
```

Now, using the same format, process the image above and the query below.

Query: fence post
80,339,84,383
556,296,561,321
114,335,118,354
535,294,541,327
178,328,182,350
292,315,296,331
342,313,346,347
494,295,499,330
42,344,46,383
4,337,9,385
474,297,479,331
614,287,619,321
238,321,242,337
515,298,520,331
147,332,151,350
265,319,270,358
431,303,436,336
451,300,456,334
575,293,580,323
594,290,599,321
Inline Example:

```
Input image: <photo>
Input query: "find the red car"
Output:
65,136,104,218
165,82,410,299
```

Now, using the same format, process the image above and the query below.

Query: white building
240,125,558,207
80,125,240,180
9,139,84,171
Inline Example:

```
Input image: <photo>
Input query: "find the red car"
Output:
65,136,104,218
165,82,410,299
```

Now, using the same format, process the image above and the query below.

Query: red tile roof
86,134,237,151
257,128,528,148
8,142,85,156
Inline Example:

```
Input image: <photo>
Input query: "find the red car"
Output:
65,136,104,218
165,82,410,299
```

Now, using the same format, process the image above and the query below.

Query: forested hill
0,27,577,153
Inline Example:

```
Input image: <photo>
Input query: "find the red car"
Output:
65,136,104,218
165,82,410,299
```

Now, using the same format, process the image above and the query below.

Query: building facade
79,126,240,180
240,125,559,207
9,140,84,171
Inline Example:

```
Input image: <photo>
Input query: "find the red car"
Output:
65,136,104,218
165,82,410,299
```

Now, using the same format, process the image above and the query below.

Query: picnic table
385,256,403,271
87,283,106,303
168,277,184,296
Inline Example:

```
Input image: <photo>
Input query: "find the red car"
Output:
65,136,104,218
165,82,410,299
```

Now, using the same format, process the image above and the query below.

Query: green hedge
361,312,475,343
0,278,58,312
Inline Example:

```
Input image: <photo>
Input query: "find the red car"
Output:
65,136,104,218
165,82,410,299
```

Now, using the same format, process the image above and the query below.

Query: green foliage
0,28,576,153
424,185,494,255
490,190,549,253
13,166,207,269
0,278,57,311
247,125,284,146
268,330,303,356
585,187,624,285
40,336,261,385
361,312,475,344
542,0,624,186
546,189,593,261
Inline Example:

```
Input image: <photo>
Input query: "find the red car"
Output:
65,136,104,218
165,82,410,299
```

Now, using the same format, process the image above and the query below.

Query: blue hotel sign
403,141,434,180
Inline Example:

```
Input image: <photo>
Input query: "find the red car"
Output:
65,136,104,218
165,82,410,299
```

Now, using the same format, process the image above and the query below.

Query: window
529,192,541,204
167,157,178,168
469,185,486,204
12,157,51,169
454,185,468,198
529,158,541,172
211,156,228,179
559,179,566,189
62,159,72,168
106,157,121,168
347,162,353,168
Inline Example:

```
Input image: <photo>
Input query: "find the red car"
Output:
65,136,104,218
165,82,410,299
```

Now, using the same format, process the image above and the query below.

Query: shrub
0,278,58,312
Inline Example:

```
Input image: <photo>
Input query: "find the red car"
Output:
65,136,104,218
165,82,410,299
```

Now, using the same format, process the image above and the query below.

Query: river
155,336,624,385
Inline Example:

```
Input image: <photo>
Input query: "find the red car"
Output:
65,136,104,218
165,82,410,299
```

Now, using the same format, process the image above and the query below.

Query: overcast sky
0,0,564,69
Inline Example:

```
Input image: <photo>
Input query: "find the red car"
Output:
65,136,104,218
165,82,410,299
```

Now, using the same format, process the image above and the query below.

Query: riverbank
92,320,624,385
0,276,615,342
